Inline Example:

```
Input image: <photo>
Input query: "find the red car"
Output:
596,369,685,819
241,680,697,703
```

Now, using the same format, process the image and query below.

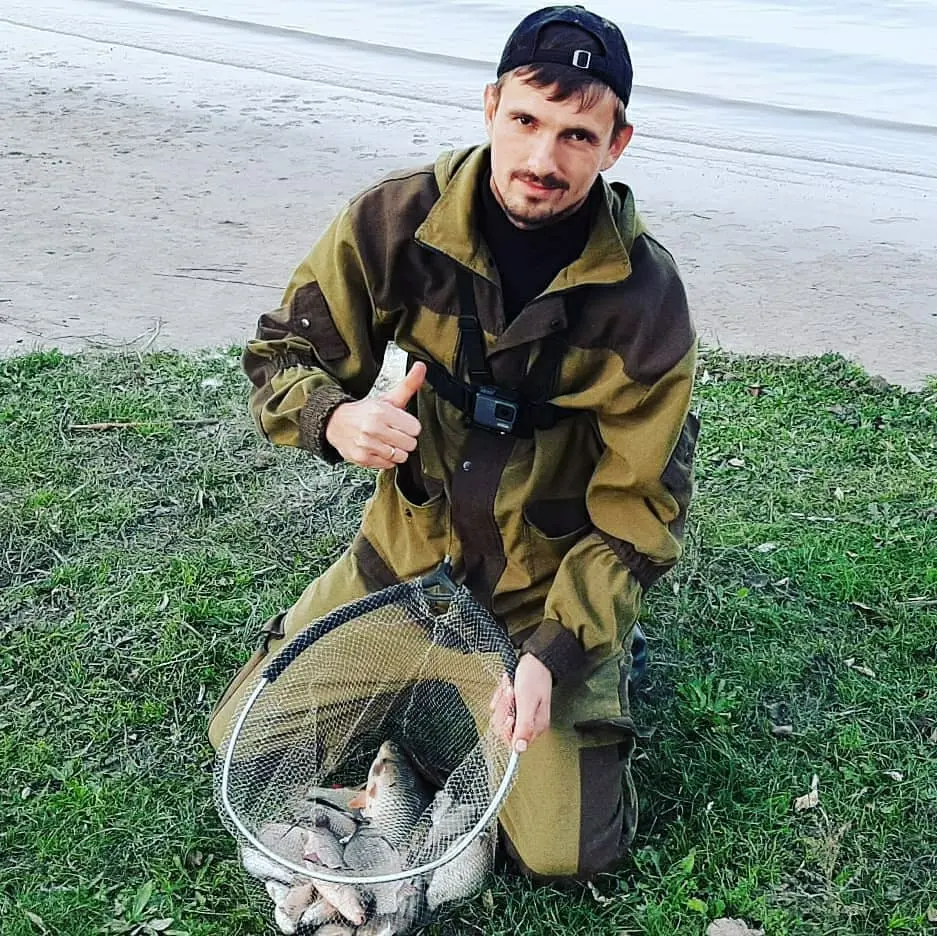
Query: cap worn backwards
497,5,634,109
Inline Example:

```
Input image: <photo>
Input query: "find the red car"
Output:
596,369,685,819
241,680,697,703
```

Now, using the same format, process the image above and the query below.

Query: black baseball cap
497,5,633,109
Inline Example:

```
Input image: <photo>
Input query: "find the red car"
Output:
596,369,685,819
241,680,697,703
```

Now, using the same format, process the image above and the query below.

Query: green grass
0,348,934,936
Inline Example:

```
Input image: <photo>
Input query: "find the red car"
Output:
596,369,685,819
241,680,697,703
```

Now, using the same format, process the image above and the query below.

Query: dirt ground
2,21,936,387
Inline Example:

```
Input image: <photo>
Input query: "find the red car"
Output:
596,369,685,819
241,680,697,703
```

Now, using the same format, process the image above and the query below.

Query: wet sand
2,15,935,386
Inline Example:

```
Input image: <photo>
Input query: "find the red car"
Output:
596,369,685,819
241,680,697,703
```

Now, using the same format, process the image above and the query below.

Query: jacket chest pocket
522,497,591,583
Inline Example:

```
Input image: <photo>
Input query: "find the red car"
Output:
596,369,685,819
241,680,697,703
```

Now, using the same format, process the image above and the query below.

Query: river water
136,0,937,129
3,0,936,178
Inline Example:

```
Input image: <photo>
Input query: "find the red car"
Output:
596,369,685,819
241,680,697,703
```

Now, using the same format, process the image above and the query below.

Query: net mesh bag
213,576,519,935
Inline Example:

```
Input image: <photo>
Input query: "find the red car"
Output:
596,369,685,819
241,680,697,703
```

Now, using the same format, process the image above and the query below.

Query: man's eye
516,115,532,126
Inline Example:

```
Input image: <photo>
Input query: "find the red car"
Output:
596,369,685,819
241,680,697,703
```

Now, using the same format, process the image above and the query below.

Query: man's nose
526,134,559,179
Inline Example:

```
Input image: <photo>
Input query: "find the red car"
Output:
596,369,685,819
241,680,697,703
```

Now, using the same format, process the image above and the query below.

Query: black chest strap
456,269,491,385
422,268,573,438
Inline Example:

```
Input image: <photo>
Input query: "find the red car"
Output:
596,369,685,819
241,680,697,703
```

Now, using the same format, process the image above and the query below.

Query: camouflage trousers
208,545,641,878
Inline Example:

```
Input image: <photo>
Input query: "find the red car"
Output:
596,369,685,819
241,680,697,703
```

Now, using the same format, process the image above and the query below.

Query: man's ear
483,83,500,138
601,123,634,171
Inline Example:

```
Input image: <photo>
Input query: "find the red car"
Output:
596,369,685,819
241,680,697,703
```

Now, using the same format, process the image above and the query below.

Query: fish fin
347,789,368,810
272,904,296,935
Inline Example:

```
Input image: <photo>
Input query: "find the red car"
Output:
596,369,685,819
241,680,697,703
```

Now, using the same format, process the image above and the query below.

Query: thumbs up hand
325,362,426,469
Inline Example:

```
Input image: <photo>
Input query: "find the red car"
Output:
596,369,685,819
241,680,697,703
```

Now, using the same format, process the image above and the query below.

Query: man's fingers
512,698,538,753
489,676,515,744
352,425,417,464
381,362,427,410
359,455,396,471
359,403,421,443
489,673,512,712
383,404,422,439
489,675,503,712
380,425,420,453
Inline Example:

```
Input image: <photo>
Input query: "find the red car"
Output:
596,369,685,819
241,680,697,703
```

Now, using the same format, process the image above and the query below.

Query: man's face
484,71,633,230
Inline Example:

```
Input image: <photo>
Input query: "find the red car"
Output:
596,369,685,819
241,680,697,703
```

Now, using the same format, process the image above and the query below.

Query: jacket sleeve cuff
520,619,589,684
298,384,355,464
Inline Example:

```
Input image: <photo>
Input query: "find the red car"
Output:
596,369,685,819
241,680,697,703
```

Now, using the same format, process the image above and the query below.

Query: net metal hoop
221,679,519,885
219,638,520,887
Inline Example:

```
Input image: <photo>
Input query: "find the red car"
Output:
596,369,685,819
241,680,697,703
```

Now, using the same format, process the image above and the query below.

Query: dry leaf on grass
586,881,615,906
794,774,820,812
707,919,765,936
843,658,876,678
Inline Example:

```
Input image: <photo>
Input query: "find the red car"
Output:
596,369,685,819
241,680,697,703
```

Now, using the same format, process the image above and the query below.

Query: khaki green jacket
243,145,698,683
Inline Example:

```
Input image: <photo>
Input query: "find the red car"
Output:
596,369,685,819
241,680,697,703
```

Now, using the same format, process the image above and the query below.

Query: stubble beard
500,193,585,230
491,174,585,230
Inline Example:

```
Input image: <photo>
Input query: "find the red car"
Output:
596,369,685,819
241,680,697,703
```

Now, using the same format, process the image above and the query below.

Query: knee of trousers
500,738,632,880
501,811,626,880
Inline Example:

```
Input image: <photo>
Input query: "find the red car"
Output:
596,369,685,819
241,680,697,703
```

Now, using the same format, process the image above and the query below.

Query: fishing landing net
213,570,520,935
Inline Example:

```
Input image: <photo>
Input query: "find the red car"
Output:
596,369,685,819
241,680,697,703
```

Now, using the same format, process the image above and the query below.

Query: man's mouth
514,173,567,195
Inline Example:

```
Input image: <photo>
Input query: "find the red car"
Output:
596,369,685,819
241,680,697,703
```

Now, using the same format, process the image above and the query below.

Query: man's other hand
325,362,426,469
489,653,553,753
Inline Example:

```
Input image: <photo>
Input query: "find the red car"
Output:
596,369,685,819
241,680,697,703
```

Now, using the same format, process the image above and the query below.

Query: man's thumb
383,362,427,409
512,706,535,753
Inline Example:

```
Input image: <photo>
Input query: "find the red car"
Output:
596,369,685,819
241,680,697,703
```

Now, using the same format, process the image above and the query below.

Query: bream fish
348,741,433,851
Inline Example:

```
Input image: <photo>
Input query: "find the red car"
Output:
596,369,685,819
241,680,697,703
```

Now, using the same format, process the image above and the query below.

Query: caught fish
301,785,362,812
343,828,400,875
266,880,291,906
425,826,494,912
298,801,361,842
242,845,294,885
304,872,367,927
348,741,433,851
388,877,427,933
265,879,337,933
425,789,478,850
355,917,399,936
353,881,426,936
343,827,404,916
251,822,363,927
243,821,313,884
257,821,311,866
265,879,320,935
303,827,345,870
344,832,426,932
299,897,336,929
265,881,294,934
294,787,364,840
313,925,355,936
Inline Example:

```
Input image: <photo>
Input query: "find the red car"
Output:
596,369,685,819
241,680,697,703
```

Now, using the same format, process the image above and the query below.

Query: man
210,5,698,879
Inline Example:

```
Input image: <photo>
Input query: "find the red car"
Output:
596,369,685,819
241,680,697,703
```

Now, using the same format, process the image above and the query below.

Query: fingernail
514,740,528,753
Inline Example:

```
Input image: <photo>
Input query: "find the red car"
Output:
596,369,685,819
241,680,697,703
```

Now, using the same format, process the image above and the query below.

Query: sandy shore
2,14,935,387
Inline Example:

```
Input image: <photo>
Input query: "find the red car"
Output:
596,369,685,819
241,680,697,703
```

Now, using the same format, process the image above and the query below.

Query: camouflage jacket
242,145,698,683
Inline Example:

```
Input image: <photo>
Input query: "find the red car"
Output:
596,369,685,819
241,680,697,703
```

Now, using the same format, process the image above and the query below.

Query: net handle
261,582,518,683
220,676,520,886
